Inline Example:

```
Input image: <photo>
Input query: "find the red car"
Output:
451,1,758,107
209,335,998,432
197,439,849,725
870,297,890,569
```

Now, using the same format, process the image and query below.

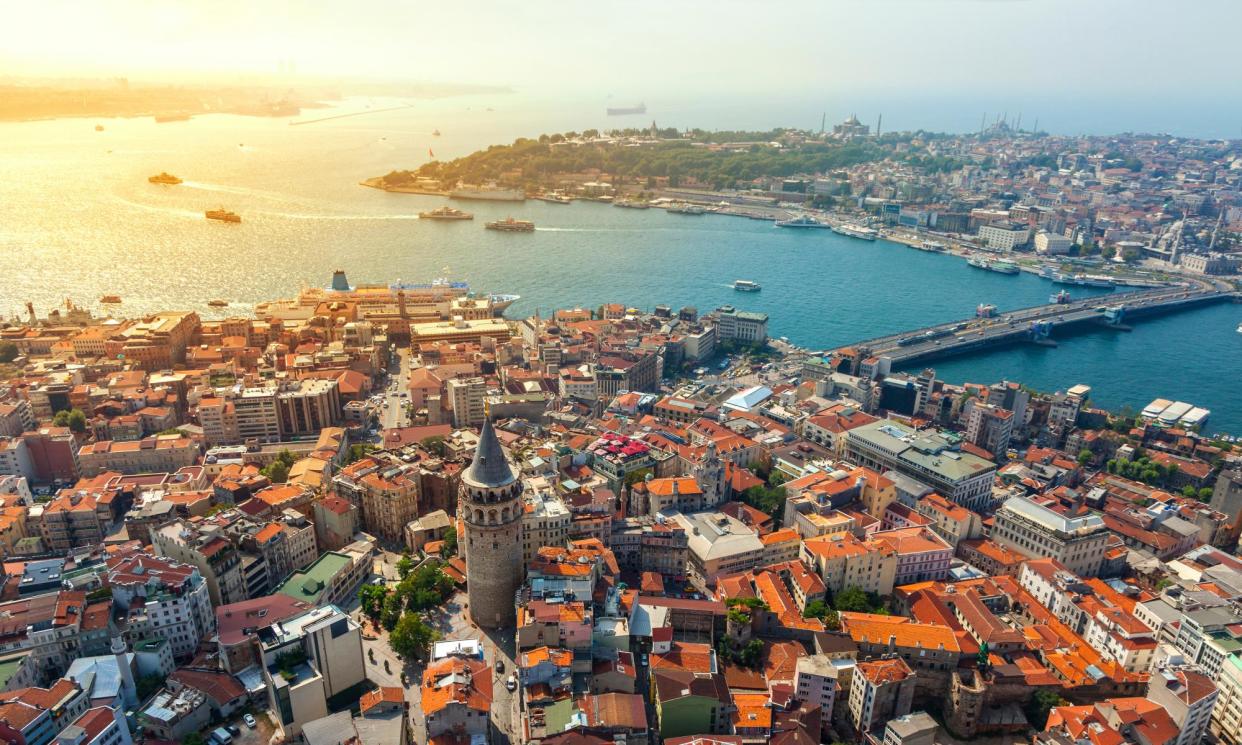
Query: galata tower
461,419,523,629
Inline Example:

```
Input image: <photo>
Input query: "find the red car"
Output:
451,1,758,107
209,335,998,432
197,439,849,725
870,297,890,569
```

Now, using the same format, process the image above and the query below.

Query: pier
829,285,1236,366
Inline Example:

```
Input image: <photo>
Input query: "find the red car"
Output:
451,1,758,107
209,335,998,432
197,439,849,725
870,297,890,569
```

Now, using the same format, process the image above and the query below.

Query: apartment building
151,521,247,606
108,554,214,660
991,496,1108,576
77,435,197,476
446,376,487,429
332,454,422,545
845,420,996,512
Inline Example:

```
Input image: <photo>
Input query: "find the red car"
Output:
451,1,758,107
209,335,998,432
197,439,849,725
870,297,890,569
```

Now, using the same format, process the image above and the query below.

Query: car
505,675,517,692
226,725,241,737
243,714,257,729
494,659,505,673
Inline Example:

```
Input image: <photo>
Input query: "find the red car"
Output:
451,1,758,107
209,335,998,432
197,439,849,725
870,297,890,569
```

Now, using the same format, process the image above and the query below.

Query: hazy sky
5,0,1240,100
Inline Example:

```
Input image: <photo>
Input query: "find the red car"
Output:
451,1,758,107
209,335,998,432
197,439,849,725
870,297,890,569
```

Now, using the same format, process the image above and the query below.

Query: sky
4,0,1242,134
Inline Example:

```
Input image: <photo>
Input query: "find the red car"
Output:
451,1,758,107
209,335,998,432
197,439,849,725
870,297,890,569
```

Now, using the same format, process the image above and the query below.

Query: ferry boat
207,299,229,308
775,214,831,229
614,199,650,209
987,259,1020,275
666,203,706,215
450,186,525,202
1050,290,1072,304
485,217,535,232
148,172,183,185
419,206,474,220
967,256,990,269
534,193,572,204
205,208,241,223
832,223,879,240
733,280,761,292
100,295,122,304
1052,272,1113,288
154,113,191,123
917,240,947,252
1236,323,1242,334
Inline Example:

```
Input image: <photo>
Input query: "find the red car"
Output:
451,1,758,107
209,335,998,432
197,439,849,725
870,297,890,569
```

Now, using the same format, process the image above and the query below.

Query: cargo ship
485,217,535,232
775,214,831,229
419,206,474,220
606,103,646,116
205,208,241,223
832,223,879,240
148,172,183,185
449,186,525,202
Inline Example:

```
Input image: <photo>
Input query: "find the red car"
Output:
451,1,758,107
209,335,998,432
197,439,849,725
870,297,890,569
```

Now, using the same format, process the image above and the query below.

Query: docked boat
100,295,122,304
148,172,183,185
775,214,831,229
485,217,535,232
614,199,650,209
450,186,525,202
667,203,706,215
154,113,191,123
832,223,879,240
1050,290,1072,304
988,259,1020,275
534,193,572,204
205,208,241,223
207,299,229,308
1052,272,1112,288
419,206,474,220
733,280,761,292
917,240,947,252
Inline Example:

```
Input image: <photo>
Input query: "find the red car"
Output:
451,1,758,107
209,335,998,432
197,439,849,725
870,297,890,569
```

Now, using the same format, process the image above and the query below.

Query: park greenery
1104,453,1179,488
358,563,455,659
0,342,17,363
379,128,965,193
52,408,87,433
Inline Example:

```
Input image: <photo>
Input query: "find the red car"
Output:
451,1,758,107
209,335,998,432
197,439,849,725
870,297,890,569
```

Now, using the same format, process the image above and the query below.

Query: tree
0,342,16,363
421,436,447,458
136,673,163,701
1077,449,1093,466
358,584,388,619
380,593,403,630
739,639,764,668
442,526,458,557
52,408,87,433
833,586,873,613
262,449,296,483
346,443,376,464
396,555,415,579
1027,689,1066,729
390,612,439,659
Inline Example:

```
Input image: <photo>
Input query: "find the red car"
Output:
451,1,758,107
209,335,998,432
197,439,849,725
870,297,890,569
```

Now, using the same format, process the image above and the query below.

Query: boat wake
256,211,422,221
114,197,203,220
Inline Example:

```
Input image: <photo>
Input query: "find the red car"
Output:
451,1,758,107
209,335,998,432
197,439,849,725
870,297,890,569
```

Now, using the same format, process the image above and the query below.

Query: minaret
112,635,137,707
461,419,523,629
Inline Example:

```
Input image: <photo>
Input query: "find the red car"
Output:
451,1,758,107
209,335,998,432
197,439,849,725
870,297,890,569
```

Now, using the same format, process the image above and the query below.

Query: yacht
832,223,879,240
733,280,761,292
775,214,831,228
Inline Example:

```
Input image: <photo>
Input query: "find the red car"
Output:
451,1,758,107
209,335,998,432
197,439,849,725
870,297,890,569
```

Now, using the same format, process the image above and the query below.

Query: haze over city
1,6,1241,745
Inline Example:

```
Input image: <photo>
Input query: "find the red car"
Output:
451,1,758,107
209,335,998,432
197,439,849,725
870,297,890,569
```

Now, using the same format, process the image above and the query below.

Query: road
379,347,412,430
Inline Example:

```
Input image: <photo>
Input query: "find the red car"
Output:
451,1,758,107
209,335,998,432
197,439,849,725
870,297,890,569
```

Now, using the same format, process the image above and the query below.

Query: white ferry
775,214,831,229
733,280,762,292
832,223,878,241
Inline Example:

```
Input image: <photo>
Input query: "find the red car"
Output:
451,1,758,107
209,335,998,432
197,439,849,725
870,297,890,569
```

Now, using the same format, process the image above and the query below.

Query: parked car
226,724,241,737
505,675,517,692
494,659,505,673
243,714,257,729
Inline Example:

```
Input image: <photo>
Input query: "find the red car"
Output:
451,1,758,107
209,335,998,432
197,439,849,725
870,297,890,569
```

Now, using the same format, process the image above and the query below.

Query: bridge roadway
829,284,1235,366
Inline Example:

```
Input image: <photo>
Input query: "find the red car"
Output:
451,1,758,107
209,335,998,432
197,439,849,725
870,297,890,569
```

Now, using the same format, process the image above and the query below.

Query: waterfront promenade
830,284,1236,365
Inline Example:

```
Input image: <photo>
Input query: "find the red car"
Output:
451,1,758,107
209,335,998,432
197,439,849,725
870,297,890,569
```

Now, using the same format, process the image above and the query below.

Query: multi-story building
232,386,282,443
276,379,341,438
446,376,487,429
107,554,214,660
801,533,898,596
0,679,89,745
1146,665,1218,745
54,706,134,745
332,454,422,545
977,223,1029,251
848,657,915,736
0,437,35,481
914,492,983,548
196,397,240,446
964,402,1014,459
421,653,492,742
21,428,81,484
990,496,1108,576
313,495,359,551
1034,231,1073,255
794,654,839,731
803,405,880,457
104,311,200,370
714,307,768,344
845,420,996,512
273,541,373,608
256,605,365,738
213,594,314,674
522,489,571,566
151,521,247,607
1213,653,1242,745
77,435,198,476
870,526,953,585
670,510,765,590
0,400,36,437
611,515,689,580
1172,605,1242,677
595,350,660,399
0,591,88,681
40,489,115,551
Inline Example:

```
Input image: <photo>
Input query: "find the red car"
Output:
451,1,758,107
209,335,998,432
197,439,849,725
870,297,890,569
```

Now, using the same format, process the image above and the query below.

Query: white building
1034,231,1073,255
714,308,768,344
1147,665,1218,745
795,654,838,731
992,496,1108,576
978,223,1030,251
107,555,215,660
446,377,487,429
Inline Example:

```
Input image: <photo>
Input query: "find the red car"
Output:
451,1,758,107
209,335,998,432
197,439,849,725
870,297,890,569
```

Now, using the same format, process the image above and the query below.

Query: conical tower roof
463,418,516,488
